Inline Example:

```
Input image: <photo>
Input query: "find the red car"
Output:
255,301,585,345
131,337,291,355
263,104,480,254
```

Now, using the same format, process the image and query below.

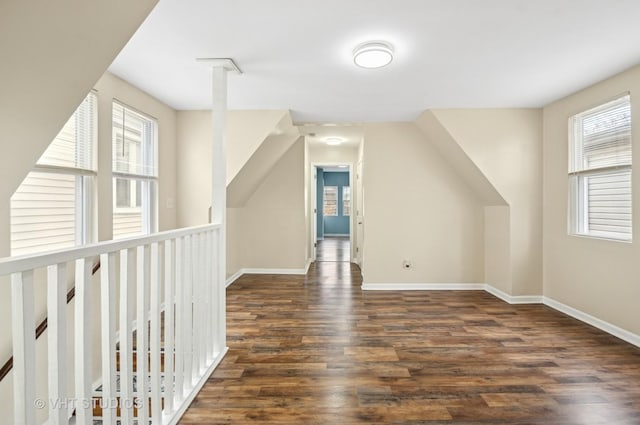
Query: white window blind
112,102,158,239
323,186,338,216
569,95,632,241
112,102,157,176
11,93,97,256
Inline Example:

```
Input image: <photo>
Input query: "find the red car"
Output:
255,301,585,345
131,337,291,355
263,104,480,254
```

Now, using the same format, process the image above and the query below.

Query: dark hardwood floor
316,236,350,262
180,261,640,424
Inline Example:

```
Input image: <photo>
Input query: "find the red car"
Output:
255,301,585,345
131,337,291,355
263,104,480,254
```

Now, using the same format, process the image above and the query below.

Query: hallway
316,236,350,262
180,263,640,424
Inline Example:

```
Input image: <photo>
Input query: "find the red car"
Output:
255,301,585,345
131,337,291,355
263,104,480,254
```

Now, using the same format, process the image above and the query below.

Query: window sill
568,233,632,244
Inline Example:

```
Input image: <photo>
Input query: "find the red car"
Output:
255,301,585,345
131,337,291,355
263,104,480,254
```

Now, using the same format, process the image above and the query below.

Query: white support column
198,58,240,356
211,66,228,356
210,65,227,227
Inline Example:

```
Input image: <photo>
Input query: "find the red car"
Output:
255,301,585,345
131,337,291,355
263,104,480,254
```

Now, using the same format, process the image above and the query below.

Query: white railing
0,223,227,425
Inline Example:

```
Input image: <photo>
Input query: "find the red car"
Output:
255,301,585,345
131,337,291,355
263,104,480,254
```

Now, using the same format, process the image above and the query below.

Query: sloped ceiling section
0,0,158,202
227,110,291,184
227,112,300,207
414,111,506,206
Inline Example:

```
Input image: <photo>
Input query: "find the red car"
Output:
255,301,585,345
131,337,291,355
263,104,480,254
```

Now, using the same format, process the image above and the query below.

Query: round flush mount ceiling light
353,41,394,69
326,137,343,146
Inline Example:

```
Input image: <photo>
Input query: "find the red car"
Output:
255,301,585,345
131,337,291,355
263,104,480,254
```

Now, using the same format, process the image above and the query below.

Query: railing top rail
0,223,221,277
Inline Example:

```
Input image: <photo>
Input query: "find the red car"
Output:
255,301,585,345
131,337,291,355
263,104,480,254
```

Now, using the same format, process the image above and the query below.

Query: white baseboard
542,297,640,348
361,281,639,348
305,258,312,273
226,260,312,287
225,269,243,287
484,285,544,304
243,267,308,275
362,283,485,291
226,267,309,287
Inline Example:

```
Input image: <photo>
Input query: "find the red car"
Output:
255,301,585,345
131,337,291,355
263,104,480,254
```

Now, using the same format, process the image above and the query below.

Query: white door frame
310,162,354,263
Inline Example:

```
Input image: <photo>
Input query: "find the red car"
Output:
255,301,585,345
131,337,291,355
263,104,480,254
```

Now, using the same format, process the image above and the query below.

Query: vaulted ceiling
109,0,640,123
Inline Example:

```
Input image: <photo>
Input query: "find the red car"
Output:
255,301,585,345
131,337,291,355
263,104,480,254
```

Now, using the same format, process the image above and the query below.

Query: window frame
342,186,351,217
111,101,159,239
568,94,632,242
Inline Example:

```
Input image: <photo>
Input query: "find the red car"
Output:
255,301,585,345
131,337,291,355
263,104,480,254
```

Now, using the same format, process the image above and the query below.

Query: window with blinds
569,94,632,241
323,186,338,216
112,102,158,239
10,93,97,256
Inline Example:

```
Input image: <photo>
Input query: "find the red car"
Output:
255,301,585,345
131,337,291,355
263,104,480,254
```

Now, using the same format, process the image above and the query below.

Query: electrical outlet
402,260,412,270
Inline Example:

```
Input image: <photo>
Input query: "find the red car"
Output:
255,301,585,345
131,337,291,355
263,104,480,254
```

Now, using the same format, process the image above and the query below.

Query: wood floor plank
179,255,640,424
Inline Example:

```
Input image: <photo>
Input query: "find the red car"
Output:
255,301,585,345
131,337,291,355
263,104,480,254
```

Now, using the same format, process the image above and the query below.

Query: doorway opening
317,236,350,262
313,165,352,263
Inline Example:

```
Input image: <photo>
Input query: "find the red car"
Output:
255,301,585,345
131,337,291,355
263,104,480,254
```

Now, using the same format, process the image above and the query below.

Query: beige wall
227,110,290,184
227,140,307,276
176,110,306,277
362,122,484,284
543,64,640,335
484,206,511,294
431,109,543,295
0,0,157,257
176,110,292,227
176,110,212,227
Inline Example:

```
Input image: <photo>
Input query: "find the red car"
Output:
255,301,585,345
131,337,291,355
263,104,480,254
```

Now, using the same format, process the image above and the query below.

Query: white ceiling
109,0,640,123
301,124,363,148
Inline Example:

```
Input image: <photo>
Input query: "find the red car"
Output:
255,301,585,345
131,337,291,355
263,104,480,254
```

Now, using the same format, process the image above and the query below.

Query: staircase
0,223,227,425
91,332,167,423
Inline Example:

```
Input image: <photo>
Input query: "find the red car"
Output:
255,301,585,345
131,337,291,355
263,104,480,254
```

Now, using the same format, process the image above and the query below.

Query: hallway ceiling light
353,41,394,69
326,137,343,146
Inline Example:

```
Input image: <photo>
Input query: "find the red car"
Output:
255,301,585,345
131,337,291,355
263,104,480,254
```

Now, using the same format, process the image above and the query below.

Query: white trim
542,297,640,348
305,258,313,274
484,285,544,304
361,282,639,348
323,233,350,237
362,283,543,304
167,348,228,425
362,283,485,291
226,265,313,288
0,223,221,275
225,270,243,288
226,267,310,287
243,267,308,275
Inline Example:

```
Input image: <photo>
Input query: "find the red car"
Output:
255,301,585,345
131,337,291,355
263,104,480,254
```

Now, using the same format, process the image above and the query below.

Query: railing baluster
100,252,117,425
119,248,135,423
199,232,207,368
11,271,36,425
150,242,163,423
174,237,184,401
47,263,67,425
164,239,175,414
204,230,212,360
136,244,150,424
183,234,193,388
193,233,202,374
75,257,93,423
212,230,221,355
